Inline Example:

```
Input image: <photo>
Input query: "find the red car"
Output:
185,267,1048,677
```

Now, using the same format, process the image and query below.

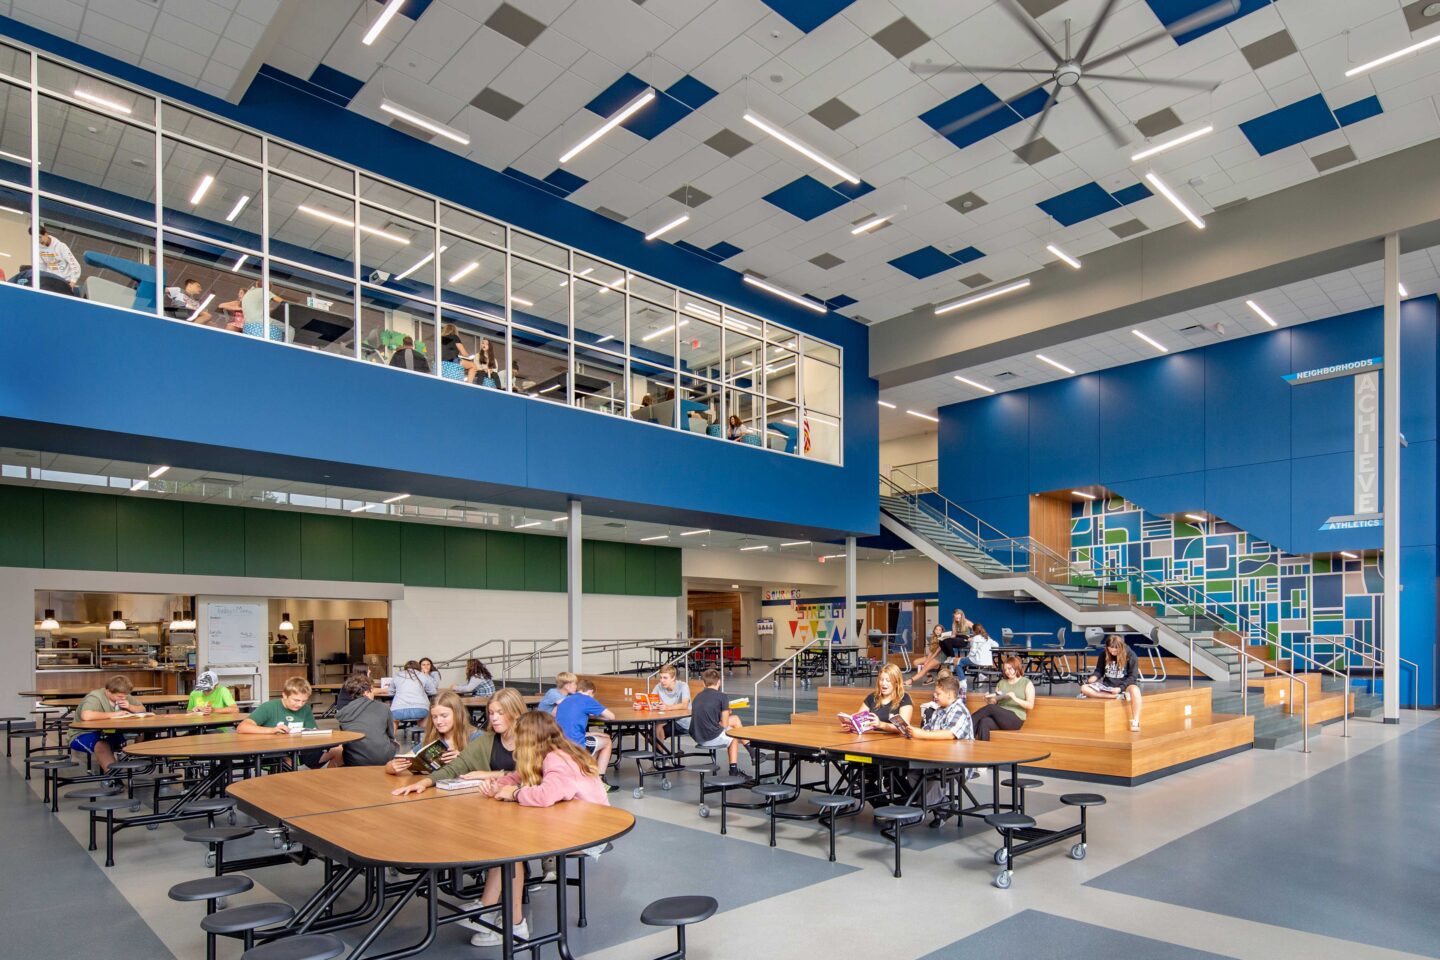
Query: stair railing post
1188,633,1194,691
1301,681,1309,754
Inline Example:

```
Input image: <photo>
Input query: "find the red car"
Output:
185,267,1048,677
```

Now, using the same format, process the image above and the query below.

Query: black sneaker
602,777,618,794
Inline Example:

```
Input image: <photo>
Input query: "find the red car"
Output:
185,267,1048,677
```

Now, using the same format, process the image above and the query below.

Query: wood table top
732,723,892,750
285,790,636,868
21,687,162,697
601,703,693,724
459,693,545,709
828,735,1051,767
122,730,361,758
45,694,191,709
69,712,247,732
228,766,439,821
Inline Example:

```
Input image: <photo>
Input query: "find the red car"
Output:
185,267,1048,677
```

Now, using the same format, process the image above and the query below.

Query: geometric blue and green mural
1069,495,1383,655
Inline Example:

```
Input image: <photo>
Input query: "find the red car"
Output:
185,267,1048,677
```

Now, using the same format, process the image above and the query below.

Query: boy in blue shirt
553,678,616,791
537,671,577,714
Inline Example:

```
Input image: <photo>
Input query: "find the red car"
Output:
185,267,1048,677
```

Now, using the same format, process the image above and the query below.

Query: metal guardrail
436,638,693,682
751,637,822,726
645,638,724,686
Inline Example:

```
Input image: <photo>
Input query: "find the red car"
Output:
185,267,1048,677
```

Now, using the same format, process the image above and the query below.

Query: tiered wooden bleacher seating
1247,674,1353,724
791,685,1254,785
577,674,704,704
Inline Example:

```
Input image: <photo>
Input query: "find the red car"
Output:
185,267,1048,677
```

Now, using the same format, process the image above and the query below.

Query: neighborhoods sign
1285,357,1383,531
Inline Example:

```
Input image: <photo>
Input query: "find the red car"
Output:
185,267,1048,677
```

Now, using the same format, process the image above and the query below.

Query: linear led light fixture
537,383,561,394
1341,550,1359,559
642,319,689,342
148,465,169,479
1185,513,1207,522
186,294,214,323
680,528,710,536
935,278,1030,315
820,553,846,560
684,302,720,320
224,195,251,222
230,254,248,272
1072,490,1096,500
363,0,407,45
349,503,370,513
1144,171,1205,229
954,375,994,394
877,399,896,409
1345,31,1440,77
1130,125,1214,162
743,275,827,313
851,214,891,235
551,516,567,522
510,296,534,307
74,89,132,114
0,149,29,163
383,493,410,504
189,174,214,206
1245,299,1277,327
1036,353,1075,375
1046,243,1081,270
906,409,939,422
1132,329,1168,353
448,261,479,283
781,540,811,547
640,534,669,542
395,245,446,281
561,88,655,164
1399,282,1409,297
379,98,471,145
297,205,411,244
128,479,147,492
742,111,860,185
515,520,543,529
740,544,769,551
644,214,690,241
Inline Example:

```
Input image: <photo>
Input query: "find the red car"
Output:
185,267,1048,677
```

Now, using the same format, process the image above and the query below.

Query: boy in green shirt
186,671,238,715
237,676,326,767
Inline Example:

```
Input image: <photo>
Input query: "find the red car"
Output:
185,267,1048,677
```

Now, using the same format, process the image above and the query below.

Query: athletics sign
1285,357,1383,530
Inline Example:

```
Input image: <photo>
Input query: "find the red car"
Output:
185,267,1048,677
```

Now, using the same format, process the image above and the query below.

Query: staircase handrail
645,638,724,686
751,637,822,726
432,639,508,672
881,470,1011,548
1334,632,1418,709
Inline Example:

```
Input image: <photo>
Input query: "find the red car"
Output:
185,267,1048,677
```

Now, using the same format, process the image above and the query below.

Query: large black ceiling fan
912,0,1237,152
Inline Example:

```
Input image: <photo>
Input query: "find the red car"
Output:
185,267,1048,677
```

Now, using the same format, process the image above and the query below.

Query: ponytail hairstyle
512,710,599,787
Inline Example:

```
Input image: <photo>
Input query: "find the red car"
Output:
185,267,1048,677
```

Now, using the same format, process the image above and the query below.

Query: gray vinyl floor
5,711,1438,959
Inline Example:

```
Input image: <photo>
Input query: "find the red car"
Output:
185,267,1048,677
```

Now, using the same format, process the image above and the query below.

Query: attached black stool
185,825,255,871
183,795,239,827
0,716,24,757
697,770,748,833
200,902,295,957
106,758,152,799
13,730,53,776
241,934,346,960
985,812,1035,888
1059,792,1106,860
811,794,859,862
66,784,123,810
873,805,923,878
751,782,798,847
169,873,255,916
31,756,78,811
641,895,718,960
1000,776,1044,813
81,795,137,866
624,750,658,798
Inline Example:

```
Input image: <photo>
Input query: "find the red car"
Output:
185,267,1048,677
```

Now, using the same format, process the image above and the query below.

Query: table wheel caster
632,787,644,799
698,805,710,818
146,823,159,831
129,801,142,812
993,869,1012,889
205,852,215,868
993,848,1008,865
215,897,228,911
228,811,237,826
1070,842,1086,861
660,778,672,791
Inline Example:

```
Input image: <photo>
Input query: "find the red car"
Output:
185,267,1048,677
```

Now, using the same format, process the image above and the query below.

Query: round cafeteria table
229,766,636,960
43,694,192,710
21,686,163,697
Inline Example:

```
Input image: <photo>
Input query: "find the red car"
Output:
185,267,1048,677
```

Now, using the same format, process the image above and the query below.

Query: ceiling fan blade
996,0,1064,63
1086,72,1221,91
1074,84,1128,148
1018,86,1061,156
910,62,1057,76
1074,0,1121,64
934,79,1051,139
1086,1,1240,71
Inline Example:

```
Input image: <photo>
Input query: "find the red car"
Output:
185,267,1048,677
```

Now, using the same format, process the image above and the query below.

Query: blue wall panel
1205,459,1292,546
938,392,1029,504
1203,329,1293,469
1107,472,1206,517
1400,440,1436,549
1289,307,1379,459
1400,545,1436,707
1402,299,1438,444
1098,352,1206,483
1289,452,1379,554
1027,376,1099,493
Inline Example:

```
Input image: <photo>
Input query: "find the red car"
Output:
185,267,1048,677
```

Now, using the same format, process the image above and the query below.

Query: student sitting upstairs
1080,634,1143,731
237,676,328,767
453,658,495,697
690,668,744,775
537,671,577,714
69,674,145,772
336,672,398,767
473,711,611,947
554,678,616,791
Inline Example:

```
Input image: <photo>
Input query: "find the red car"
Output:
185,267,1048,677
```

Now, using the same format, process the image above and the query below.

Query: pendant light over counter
108,610,127,631
279,612,294,631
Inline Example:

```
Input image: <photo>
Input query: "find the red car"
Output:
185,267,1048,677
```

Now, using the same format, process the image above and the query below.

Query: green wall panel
653,547,681,596
245,510,302,579
485,531,526,591
0,486,44,567
400,523,445,587
116,498,184,573
624,543,656,595
182,502,245,576
352,519,401,583
581,540,595,594
591,540,626,594
444,527,487,589
524,535,564,592
44,489,117,571
301,514,353,581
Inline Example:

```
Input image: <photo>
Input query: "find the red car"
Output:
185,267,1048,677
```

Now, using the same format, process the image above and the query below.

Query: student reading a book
1080,635,1143,731
651,663,691,741
554,678,616,790
452,659,495,697
971,655,1035,740
389,688,526,791
537,671,577,714
471,711,612,947
238,677,328,767
863,664,914,733
186,671,239,715
336,674,398,767
68,675,146,772
906,676,975,817
690,668,744,774
385,691,479,774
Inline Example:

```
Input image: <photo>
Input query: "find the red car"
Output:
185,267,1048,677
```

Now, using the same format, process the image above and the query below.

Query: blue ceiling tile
1239,93,1339,156
674,241,723,263
374,0,434,20
667,75,717,111
760,0,857,32
825,294,857,309
1111,182,1154,206
1037,182,1121,227
832,179,875,201
503,166,568,200
623,94,691,140
586,72,650,117
309,64,365,104
763,175,871,221
948,246,985,265
889,246,962,279
1335,95,1383,127
707,240,743,260
1011,86,1052,119
1144,0,1271,45
258,65,351,108
543,168,587,196
920,84,1027,149
587,72,697,140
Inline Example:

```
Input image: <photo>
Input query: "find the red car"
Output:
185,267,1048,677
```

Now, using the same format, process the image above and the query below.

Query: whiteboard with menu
198,597,268,699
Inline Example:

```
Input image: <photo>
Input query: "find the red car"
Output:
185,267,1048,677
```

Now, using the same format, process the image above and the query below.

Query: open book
408,739,449,774
837,708,877,734
893,714,915,739
118,712,155,719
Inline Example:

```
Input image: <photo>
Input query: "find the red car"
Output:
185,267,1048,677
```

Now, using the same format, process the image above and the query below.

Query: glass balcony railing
0,41,845,465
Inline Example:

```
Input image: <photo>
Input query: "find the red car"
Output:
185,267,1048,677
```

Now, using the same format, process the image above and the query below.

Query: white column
1382,234,1401,721
842,536,857,688
568,499,583,673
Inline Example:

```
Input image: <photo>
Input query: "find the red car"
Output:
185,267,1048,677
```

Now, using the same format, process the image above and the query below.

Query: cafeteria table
21,686,162,697
42,694,191,710
600,702,700,797
229,767,635,960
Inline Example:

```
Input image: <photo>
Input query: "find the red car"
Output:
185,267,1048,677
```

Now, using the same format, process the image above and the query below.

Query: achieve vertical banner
1283,357,1383,530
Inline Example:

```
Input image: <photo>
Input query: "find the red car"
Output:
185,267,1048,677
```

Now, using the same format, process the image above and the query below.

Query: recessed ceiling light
224,194,251,222
515,520,542,529
641,319,689,342
383,493,410,503
851,214,891,235
781,540,810,547
297,205,410,244
906,409,939,422
395,246,445,281
742,111,860,185
147,465,169,479
1045,243,1081,269
362,0,406,45
551,516,567,522
1245,299,1277,327
740,544,769,551
1072,490,1096,500
640,534,669,542
680,528,710,536
1185,513,1207,522
189,174,214,206
1036,353,1075,375
1132,329,1168,353
1130,125,1214,162
448,261,480,283
74,89,132,114
731,584,740,589
877,399,896,408
743,275,827,313
1341,550,1359,559
935,278,1030,315
1345,31,1440,76
954,375,994,393
644,214,690,241
561,88,655,163
230,254,248,272
1144,171,1205,229
379,99,471,145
